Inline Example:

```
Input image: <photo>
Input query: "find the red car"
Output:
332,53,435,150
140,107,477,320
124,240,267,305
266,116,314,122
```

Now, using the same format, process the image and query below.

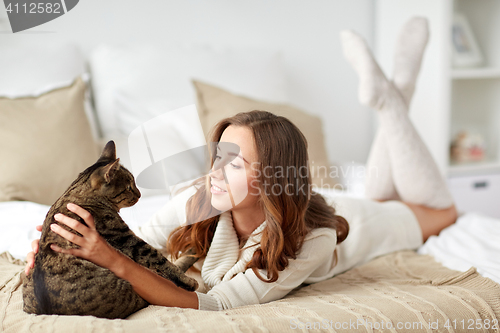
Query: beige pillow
192,80,339,188
0,77,100,205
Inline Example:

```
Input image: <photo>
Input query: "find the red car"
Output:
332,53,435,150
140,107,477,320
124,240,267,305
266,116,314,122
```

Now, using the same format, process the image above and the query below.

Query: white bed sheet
1,189,499,285
0,195,170,261
418,211,500,284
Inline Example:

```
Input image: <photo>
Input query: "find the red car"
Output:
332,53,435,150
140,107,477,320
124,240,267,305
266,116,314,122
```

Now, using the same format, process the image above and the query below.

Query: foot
340,30,393,110
392,17,429,105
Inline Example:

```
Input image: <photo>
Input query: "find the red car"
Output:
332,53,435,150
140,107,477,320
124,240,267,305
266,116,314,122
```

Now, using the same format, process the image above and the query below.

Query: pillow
192,80,340,188
0,41,101,141
0,42,85,97
0,77,100,206
101,95,207,198
88,42,287,138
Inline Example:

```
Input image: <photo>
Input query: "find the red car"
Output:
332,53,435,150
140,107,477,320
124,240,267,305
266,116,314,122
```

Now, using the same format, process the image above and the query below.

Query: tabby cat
23,141,199,319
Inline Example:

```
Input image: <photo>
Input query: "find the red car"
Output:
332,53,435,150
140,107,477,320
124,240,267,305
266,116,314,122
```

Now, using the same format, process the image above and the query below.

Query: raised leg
353,17,430,202
339,23,454,210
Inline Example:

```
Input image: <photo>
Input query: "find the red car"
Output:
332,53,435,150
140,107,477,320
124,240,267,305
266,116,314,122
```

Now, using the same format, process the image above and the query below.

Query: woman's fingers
67,203,96,230
50,223,84,247
25,251,35,275
54,213,90,237
26,225,43,275
31,239,39,253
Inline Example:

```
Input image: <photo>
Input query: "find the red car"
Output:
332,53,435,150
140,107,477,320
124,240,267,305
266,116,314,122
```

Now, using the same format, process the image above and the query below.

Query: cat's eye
126,185,131,191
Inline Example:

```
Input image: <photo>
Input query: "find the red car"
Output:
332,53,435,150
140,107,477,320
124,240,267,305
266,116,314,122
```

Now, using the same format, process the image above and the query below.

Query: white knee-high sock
364,128,399,200
392,17,430,106
360,17,430,201
340,28,454,210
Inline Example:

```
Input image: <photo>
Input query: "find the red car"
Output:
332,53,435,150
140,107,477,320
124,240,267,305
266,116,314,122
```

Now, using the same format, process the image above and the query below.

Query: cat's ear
98,141,116,162
102,158,121,183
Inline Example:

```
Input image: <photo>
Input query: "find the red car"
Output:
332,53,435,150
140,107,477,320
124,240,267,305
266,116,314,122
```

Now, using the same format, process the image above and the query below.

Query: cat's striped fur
22,141,198,319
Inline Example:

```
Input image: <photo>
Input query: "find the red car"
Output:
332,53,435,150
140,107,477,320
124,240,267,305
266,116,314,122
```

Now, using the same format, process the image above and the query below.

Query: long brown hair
167,110,349,283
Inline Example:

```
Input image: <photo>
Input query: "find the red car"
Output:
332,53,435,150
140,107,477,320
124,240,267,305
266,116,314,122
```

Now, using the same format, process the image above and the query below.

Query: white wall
0,0,375,165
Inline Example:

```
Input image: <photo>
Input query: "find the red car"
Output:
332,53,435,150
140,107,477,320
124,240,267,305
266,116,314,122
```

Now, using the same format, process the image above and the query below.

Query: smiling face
209,125,260,213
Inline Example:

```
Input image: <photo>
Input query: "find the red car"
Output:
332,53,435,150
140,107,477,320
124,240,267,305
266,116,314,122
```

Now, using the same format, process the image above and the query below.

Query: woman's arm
49,203,199,309
110,252,199,309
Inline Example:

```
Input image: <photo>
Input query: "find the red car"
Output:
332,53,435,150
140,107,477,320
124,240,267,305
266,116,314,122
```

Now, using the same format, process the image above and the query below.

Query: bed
1,193,500,332
1,41,499,332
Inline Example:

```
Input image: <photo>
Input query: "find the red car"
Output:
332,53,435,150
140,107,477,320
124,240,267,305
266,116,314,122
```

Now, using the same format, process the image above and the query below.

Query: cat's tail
167,263,199,292
174,248,199,273
33,254,54,315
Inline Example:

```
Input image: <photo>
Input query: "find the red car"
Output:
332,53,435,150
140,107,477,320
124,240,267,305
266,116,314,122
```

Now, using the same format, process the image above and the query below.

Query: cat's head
89,141,141,210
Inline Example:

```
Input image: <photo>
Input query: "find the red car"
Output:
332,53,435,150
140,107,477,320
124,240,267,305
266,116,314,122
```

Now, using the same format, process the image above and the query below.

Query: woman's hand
24,225,42,275
49,203,122,271
53,203,199,309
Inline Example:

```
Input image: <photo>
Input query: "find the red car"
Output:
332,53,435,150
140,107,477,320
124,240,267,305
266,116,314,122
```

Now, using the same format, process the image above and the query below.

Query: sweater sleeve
132,186,198,250
195,229,337,311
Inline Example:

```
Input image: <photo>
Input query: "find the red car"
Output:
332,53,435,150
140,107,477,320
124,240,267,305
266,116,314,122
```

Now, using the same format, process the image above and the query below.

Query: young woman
25,19,458,311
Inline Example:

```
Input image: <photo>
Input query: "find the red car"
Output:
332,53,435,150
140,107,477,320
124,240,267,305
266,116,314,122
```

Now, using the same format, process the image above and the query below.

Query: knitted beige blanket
1,250,499,332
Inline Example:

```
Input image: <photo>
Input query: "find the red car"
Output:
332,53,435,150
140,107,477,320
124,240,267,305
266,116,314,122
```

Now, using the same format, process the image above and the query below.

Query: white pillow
0,41,100,140
0,41,84,97
102,97,206,198
113,92,183,136
88,42,287,138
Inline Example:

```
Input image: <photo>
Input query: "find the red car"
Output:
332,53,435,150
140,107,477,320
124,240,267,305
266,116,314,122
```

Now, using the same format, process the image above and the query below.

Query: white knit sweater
133,186,338,311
